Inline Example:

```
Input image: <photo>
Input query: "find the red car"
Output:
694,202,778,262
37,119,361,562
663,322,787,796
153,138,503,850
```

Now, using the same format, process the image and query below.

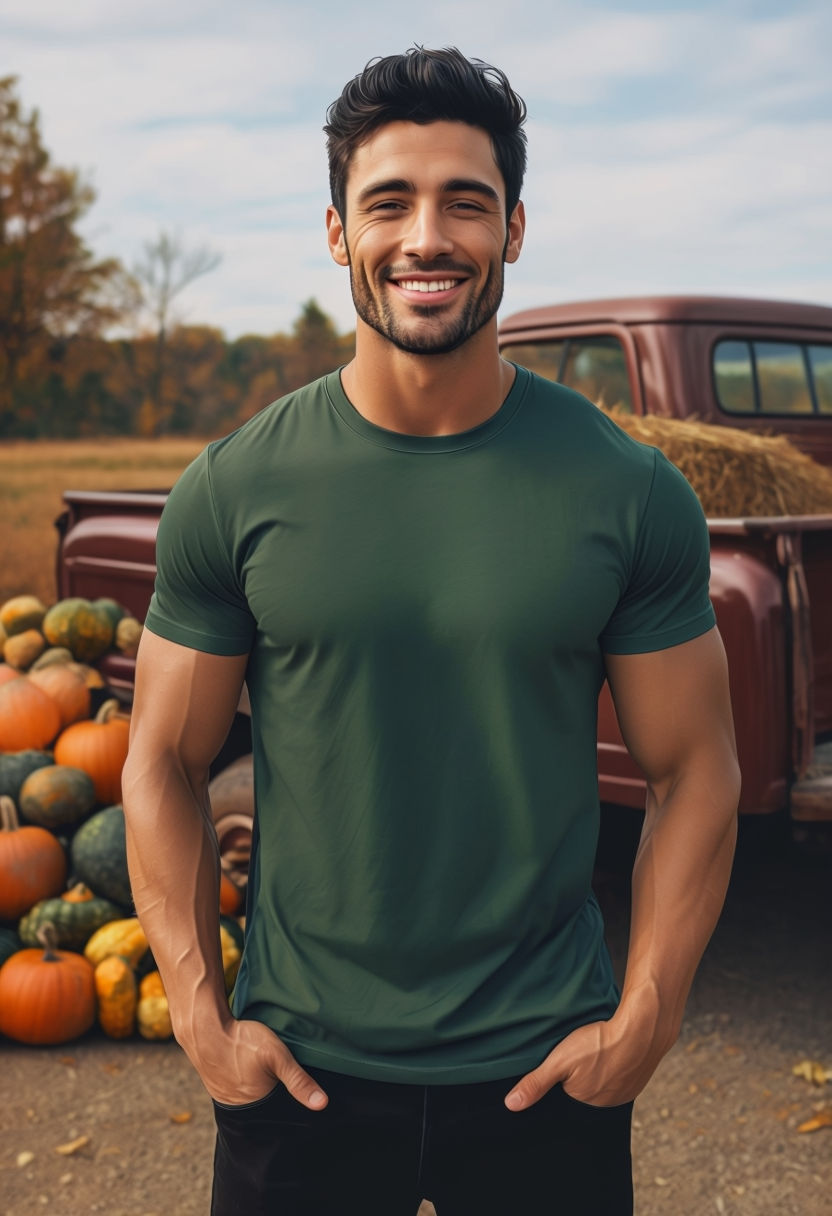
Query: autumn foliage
0,76,354,439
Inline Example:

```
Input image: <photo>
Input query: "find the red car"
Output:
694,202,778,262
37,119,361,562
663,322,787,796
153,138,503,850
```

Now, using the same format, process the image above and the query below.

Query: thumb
272,1043,329,1111
505,1050,567,1112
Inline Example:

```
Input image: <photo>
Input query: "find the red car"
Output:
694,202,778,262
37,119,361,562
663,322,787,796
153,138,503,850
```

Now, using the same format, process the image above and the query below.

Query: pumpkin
0,676,62,751
0,662,21,687
220,871,243,916
29,646,74,671
0,595,47,638
19,883,123,951
53,699,130,805
94,954,137,1038
28,664,91,727
3,628,46,671
0,750,53,803
18,764,97,831
0,795,68,921
70,804,132,908
42,598,114,663
0,924,96,1044
84,917,148,968
92,598,127,630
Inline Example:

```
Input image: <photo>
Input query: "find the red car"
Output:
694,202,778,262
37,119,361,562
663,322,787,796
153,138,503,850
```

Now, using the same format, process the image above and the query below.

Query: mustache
381,261,476,280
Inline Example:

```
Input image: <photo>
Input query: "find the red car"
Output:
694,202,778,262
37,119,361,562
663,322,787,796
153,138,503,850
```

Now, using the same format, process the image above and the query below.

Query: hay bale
601,407,832,518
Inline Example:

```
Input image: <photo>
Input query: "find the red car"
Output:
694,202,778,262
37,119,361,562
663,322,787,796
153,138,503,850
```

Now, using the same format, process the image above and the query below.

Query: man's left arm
506,626,740,1111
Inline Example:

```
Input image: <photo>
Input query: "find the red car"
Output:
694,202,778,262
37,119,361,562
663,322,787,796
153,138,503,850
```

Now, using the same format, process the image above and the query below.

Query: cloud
2,1,830,336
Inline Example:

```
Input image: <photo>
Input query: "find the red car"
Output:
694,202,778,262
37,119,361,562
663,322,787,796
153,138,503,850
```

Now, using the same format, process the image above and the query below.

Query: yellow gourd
94,955,137,1039
219,924,241,994
137,970,173,1040
84,918,149,968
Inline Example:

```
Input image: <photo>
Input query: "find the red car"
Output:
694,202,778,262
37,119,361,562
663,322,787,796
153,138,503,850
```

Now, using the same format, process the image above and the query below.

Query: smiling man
122,47,740,1216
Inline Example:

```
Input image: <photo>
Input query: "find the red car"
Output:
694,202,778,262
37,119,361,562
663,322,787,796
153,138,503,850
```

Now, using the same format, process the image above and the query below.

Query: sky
3,0,831,339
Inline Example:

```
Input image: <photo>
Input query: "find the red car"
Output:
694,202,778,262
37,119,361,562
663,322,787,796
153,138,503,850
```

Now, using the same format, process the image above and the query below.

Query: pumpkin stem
0,794,21,832
35,922,61,961
95,698,124,725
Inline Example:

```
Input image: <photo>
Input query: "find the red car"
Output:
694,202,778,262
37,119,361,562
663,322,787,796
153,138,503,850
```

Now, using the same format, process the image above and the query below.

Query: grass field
0,438,205,607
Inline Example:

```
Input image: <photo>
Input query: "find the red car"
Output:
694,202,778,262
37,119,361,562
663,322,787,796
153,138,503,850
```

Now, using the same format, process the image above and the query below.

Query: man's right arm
121,628,328,1111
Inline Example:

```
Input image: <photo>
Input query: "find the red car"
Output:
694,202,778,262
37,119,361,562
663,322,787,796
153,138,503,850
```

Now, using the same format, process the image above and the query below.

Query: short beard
345,247,505,357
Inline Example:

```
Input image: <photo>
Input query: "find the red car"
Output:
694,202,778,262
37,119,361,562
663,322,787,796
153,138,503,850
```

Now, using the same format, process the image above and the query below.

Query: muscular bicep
604,627,738,798
128,628,249,783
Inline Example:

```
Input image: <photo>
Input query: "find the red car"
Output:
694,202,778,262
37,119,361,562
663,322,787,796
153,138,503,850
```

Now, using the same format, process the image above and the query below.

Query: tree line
0,76,354,439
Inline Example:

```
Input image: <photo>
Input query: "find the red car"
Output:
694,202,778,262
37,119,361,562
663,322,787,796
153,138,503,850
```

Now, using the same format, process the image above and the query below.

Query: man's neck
339,320,516,437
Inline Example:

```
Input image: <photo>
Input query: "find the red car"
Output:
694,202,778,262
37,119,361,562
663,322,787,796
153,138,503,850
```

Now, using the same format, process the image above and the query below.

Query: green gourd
69,805,132,909
19,884,123,951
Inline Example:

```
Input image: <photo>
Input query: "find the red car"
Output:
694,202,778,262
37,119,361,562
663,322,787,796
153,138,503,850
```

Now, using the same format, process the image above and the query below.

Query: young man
122,47,740,1216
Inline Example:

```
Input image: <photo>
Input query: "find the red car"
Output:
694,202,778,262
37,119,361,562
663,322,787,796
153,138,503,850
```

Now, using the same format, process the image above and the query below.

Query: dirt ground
1,811,830,1216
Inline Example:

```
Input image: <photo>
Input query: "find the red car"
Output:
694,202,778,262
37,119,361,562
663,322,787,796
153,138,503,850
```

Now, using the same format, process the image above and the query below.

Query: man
122,47,740,1216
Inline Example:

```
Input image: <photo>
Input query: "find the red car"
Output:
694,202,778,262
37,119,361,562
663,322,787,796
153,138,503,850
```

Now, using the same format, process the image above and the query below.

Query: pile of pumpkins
0,592,245,1047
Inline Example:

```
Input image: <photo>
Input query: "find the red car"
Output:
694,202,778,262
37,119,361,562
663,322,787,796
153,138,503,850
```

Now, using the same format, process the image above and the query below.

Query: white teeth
397,279,458,293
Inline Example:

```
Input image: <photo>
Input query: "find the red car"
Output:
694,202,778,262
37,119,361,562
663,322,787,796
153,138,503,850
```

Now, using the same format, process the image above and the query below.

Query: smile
394,279,461,293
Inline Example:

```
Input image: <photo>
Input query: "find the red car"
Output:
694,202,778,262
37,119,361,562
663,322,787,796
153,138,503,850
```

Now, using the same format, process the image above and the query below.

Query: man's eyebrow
355,177,501,206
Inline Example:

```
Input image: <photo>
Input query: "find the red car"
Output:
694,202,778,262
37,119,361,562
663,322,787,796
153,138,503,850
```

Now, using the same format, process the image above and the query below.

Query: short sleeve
144,446,255,656
601,449,715,655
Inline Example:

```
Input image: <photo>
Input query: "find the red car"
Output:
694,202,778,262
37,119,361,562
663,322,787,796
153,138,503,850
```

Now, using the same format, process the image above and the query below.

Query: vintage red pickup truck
55,295,832,833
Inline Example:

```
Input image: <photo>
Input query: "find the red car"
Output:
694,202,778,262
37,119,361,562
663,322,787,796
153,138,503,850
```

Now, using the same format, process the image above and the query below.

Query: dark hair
324,46,527,220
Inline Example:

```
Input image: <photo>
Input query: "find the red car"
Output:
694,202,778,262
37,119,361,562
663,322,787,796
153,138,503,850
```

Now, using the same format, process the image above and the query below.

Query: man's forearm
617,765,739,1043
122,751,231,1052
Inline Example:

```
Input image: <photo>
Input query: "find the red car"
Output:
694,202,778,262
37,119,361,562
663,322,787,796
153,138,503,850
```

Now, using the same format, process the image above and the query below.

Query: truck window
756,342,813,415
714,338,832,416
501,341,565,382
560,336,633,412
810,345,832,414
713,341,755,414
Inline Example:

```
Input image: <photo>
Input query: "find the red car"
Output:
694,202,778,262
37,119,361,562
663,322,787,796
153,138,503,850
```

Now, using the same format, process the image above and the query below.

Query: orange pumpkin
220,871,243,916
0,795,68,920
0,676,62,751
53,699,130,805
0,924,96,1045
28,664,91,728
0,663,21,687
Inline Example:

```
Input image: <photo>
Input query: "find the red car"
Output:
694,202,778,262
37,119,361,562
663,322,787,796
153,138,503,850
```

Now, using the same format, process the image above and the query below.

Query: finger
273,1047,328,1111
504,1060,563,1112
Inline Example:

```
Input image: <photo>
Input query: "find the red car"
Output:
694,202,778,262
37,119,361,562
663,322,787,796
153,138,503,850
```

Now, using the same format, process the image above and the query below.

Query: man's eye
450,200,485,212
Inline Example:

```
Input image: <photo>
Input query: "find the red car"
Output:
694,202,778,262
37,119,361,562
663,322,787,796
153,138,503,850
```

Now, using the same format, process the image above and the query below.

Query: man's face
327,121,524,356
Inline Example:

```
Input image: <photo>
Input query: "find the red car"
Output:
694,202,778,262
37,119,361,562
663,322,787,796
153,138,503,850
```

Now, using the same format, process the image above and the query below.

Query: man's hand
186,1015,329,1111
504,988,671,1111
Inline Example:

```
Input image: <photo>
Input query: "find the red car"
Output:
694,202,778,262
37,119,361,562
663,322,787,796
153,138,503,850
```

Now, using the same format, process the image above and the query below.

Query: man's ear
504,200,525,265
326,205,349,266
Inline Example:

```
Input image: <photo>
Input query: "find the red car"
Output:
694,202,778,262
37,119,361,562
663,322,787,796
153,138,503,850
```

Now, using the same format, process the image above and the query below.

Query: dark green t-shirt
145,366,715,1084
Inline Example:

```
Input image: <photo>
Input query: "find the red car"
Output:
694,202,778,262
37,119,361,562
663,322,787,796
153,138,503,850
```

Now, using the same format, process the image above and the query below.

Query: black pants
211,1067,634,1215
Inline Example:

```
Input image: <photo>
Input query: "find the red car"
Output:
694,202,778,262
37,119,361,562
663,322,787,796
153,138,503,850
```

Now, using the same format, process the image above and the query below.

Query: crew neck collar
324,364,530,454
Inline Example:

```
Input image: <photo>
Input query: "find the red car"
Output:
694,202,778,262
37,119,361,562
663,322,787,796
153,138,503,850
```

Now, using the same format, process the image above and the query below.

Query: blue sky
3,0,831,338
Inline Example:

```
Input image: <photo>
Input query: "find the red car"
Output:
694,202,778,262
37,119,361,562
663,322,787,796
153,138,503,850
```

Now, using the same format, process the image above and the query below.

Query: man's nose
400,204,454,260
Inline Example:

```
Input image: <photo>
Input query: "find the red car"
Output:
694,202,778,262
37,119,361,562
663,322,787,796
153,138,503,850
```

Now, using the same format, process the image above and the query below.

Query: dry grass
0,438,204,606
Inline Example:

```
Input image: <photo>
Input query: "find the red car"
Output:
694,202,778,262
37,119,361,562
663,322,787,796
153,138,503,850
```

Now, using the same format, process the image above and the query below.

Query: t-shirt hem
601,606,716,655
283,1038,558,1086
144,615,251,657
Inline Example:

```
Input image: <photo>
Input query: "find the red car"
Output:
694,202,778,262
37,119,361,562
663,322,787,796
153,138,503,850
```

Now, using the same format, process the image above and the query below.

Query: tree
0,76,129,436
132,230,221,435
